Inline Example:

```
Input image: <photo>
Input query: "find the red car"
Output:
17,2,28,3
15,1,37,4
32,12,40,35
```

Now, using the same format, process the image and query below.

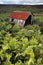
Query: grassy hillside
0,5,43,13
0,5,43,65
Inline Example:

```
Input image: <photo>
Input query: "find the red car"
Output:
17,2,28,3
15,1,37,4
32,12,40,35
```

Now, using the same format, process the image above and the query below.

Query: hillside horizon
0,4,43,9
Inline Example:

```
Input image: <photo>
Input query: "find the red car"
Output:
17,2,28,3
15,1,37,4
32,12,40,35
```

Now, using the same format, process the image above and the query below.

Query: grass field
0,13,10,19
0,5,43,65
34,15,43,22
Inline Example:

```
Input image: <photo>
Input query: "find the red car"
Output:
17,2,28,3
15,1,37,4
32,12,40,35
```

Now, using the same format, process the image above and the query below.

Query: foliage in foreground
0,21,43,65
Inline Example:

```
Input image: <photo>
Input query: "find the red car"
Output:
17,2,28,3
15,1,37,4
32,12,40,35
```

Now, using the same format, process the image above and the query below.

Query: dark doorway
11,18,14,22
24,15,32,26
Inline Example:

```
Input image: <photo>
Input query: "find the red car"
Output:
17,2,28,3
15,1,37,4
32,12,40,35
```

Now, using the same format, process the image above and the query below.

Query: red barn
9,11,33,26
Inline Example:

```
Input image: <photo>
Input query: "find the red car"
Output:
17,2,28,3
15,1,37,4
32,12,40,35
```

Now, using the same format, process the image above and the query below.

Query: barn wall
9,18,14,22
18,19,25,26
31,15,34,24
14,19,18,23
10,18,25,26
9,18,12,22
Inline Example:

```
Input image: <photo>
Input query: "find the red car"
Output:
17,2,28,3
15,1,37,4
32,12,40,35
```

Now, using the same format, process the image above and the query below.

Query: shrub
0,21,43,65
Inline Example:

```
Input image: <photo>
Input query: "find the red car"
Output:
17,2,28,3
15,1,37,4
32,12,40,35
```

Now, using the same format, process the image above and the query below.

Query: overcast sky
0,0,43,5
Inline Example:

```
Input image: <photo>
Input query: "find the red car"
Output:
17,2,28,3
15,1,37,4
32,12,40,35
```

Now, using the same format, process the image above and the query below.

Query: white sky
0,0,43,5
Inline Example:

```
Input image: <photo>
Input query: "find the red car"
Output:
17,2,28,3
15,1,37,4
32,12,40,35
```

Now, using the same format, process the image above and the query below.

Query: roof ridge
13,11,31,13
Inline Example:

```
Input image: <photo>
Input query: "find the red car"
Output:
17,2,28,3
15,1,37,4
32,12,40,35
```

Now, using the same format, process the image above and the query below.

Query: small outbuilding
9,11,33,26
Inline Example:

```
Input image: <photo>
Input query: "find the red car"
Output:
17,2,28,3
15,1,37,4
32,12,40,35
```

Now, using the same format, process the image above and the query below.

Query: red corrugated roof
10,11,31,20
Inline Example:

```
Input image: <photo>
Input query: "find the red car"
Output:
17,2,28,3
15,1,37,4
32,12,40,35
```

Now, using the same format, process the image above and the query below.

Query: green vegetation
0,6,43,13
34,15,43,22
0,6,43,65
0,21,43,65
